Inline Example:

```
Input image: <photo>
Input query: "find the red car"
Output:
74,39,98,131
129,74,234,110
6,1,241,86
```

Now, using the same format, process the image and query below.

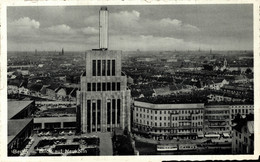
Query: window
155,117,157,120
97,100,101,124
136,113,138,117
92,60,96,76
151,116,153,120
92,83,96,91
107,82,111,91
107,60,111,76
112,60,115,76
112,82,116,91
112,99,116,124
97,83,101,91
107,101,111,124
97,60,101,76
102,83,106,91
87,83,91,91
117,99,121,124
102,60,106,76
160,117,162,120
117,82,120,91
164,117,166,120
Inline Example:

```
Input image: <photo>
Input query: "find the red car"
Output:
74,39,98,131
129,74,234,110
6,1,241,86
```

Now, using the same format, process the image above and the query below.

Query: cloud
45,24,75,34
159,18,200,32
8,17,40,30
110,10,140,26
109,34,207,51
106,10,200,36
81,27,99,35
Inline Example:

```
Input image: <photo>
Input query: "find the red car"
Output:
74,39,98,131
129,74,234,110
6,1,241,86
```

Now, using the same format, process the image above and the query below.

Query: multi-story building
230,105,254,119
204,105,231,134
78,7,131,133
232,114,254,154
132,101,254,139
8,100,35,156
132,101,204,140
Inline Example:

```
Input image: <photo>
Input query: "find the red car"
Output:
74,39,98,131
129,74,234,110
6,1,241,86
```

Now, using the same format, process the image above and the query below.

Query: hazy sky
7,5,253,51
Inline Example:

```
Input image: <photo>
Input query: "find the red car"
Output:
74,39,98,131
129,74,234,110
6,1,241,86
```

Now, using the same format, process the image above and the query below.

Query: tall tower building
77,7,131,133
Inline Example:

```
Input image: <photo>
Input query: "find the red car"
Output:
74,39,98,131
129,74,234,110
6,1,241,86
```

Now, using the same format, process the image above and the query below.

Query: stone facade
79,50,131,133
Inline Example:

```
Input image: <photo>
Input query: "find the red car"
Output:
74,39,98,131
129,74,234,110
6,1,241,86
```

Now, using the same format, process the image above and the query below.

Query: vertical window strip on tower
97,100,101,125
107,60,111,76
92,101,96,131
117,99,121,124
112,99,116,124
112,60,115,76
87,100,91,132
92,60,96,76
97,60,101,76
107,100,111,126
102,60,106,76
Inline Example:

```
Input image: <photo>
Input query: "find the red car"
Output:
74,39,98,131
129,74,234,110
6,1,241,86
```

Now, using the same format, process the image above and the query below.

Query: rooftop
8,100,34,119
134,101,204,109
8,118,33,143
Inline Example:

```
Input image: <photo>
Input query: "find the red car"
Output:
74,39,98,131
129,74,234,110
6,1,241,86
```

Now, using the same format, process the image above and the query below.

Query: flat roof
8,118,33,144
134,101,204,110
8,100,34,119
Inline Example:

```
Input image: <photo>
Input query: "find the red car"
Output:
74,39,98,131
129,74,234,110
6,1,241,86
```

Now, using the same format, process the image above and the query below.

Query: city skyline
7,5,253,52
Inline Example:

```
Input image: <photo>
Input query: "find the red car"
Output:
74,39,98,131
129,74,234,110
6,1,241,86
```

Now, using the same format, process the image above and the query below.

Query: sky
7,5,253,52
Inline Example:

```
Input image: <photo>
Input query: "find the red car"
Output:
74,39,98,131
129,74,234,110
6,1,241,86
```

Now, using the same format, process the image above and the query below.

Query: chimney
99,7,108,50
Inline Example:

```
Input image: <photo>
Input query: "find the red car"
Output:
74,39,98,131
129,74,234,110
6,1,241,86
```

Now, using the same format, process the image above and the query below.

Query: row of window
205,116,229,120
206,110,229,114
151,128,202,133
135,107,203,115
92,60,116,76
136,120,202,127
136,113,202,121
87,82,120,91
231,105,253,108
86,99,121,132
231,109,252,114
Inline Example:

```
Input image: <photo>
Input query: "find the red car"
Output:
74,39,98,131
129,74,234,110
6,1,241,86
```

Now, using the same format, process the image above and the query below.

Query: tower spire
99,7,108,50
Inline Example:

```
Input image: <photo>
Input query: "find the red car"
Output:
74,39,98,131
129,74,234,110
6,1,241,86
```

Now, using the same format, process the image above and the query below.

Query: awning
205,134,220,138
223,133,230,137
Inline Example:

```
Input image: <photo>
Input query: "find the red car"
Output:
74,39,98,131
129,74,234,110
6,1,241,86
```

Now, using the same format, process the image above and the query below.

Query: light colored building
79,50,131,133
230,105,254,119
79,7,131,133
132,101,204,140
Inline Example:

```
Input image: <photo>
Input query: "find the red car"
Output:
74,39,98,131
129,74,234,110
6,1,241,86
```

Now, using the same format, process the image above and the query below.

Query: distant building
232,114,254,154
